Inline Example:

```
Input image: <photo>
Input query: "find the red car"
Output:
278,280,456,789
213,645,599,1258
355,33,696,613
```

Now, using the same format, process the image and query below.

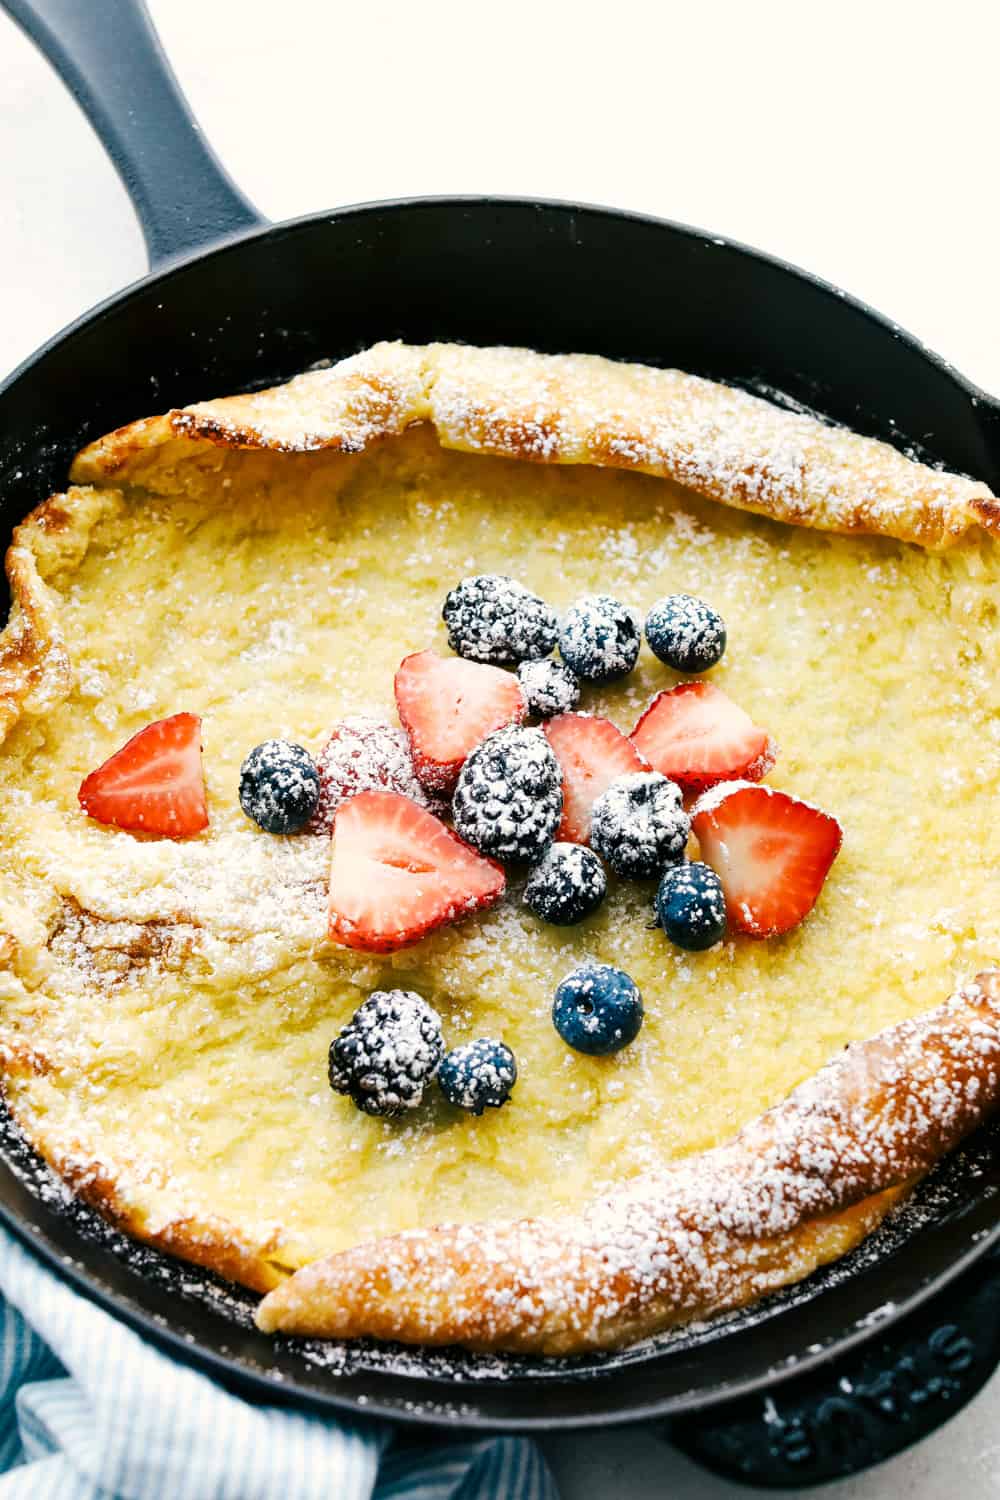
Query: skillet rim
1,193,997,415
0,191,998,1431
0,1140,998,1432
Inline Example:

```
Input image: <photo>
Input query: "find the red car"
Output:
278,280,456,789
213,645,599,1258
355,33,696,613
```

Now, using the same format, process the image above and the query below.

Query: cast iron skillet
3,0,1000,1485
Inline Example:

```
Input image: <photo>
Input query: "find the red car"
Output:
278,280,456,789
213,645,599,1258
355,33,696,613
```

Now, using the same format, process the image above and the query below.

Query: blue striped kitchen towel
0,1228,557,1499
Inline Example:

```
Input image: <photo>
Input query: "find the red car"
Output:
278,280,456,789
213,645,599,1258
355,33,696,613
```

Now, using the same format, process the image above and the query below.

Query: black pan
3,0,1000,1486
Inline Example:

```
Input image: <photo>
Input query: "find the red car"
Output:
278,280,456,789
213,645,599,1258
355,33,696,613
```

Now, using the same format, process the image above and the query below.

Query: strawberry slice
78,712,208,838
690,781,842,937
543,713,650,844
630,681,775,793
328,790,505,952
394,649,525,793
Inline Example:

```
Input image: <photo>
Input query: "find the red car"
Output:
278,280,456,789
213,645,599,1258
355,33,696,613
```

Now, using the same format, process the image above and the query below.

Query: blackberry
552,964,643,1055
645,594,727,673
656,861,727,951
328,990,444,1117
517,658,581,718
524,843,607,925
590,771,689,879
239,739,320,834
442,575,558,665
452,726,562,863
558,594,642,682
438,1038,517,1113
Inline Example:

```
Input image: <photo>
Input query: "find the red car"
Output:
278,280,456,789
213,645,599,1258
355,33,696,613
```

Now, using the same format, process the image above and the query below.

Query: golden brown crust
59,1150,286,1294
0,340,986,753
70,343,995,549
0,1061,288,1295
0,485,123,745
256,972,1000,1352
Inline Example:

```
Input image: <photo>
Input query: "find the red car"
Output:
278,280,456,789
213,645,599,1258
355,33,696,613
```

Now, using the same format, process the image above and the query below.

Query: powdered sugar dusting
259,975,1000,1353
311,717,441,833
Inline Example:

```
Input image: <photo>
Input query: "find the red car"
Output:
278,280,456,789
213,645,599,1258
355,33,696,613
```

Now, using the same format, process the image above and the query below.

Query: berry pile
329,990,517,1118
77,567,842,1122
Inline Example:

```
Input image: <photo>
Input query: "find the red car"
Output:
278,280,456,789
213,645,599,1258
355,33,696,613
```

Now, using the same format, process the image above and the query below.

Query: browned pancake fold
257,972,1000,1351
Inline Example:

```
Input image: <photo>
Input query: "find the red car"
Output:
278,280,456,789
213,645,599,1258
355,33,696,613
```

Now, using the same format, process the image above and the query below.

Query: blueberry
558,594,642,682
438,1038,517,1113
552,964,643,1055
329,990,444,1116
590,771,689,879
655,861,727,951
239,739,320,834
524,843,607,925
452,726,562,863
443,575,558,665
645,594,726,674
517,658,581,718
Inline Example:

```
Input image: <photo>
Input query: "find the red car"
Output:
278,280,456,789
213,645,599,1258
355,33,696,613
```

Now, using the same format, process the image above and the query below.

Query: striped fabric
0,1231,557,1499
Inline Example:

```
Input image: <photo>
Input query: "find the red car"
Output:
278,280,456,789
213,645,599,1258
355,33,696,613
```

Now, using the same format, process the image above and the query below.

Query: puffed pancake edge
256,971,1000,1352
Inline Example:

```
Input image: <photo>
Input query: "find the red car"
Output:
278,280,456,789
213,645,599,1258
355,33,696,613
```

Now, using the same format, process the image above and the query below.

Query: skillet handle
3,0,264,266
663,1243,1000,1488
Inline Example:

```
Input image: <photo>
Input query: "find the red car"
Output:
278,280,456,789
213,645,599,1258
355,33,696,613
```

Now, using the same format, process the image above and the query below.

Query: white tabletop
2,3,999,1494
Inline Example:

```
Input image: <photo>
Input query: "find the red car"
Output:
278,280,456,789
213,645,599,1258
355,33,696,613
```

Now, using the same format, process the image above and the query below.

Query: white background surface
2,2,999,1495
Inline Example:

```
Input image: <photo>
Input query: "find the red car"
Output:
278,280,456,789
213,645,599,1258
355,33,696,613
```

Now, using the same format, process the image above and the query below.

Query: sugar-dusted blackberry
239,739,320,834
552,964,643,1055
558,594,642,682
645,593,727,673
590,771,689,879
438,1039,517,1114
452,726,562,863
517,658,581,718
524,842,607,925
328,990,444,1117
655,861,727,951
442,574,558,665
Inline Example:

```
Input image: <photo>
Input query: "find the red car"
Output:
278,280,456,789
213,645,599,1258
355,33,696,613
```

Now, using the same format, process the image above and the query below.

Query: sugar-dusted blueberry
552,963,643,1055
589,771,689,879
645,593,726,674
558,594,642,682
452,726,562,863
517,657,581,718
239,739,320,834
655,860,727,951
328,990,444,1117
524,842,607,926
438,1038,517,1113
443,574,558,665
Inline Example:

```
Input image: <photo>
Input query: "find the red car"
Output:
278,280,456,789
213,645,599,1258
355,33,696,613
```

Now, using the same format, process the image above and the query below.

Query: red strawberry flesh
691,780,842,937
394,649,525,793
630,680,775,793
328,789,505,952
543,713,650,844
78,712,208,838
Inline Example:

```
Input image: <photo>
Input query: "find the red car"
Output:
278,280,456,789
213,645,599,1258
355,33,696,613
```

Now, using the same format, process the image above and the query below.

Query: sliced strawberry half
543,712,650,844
630,681,775,794
78,712,208,838
328,790,505,952
690,781,842,938
394,649,525,793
